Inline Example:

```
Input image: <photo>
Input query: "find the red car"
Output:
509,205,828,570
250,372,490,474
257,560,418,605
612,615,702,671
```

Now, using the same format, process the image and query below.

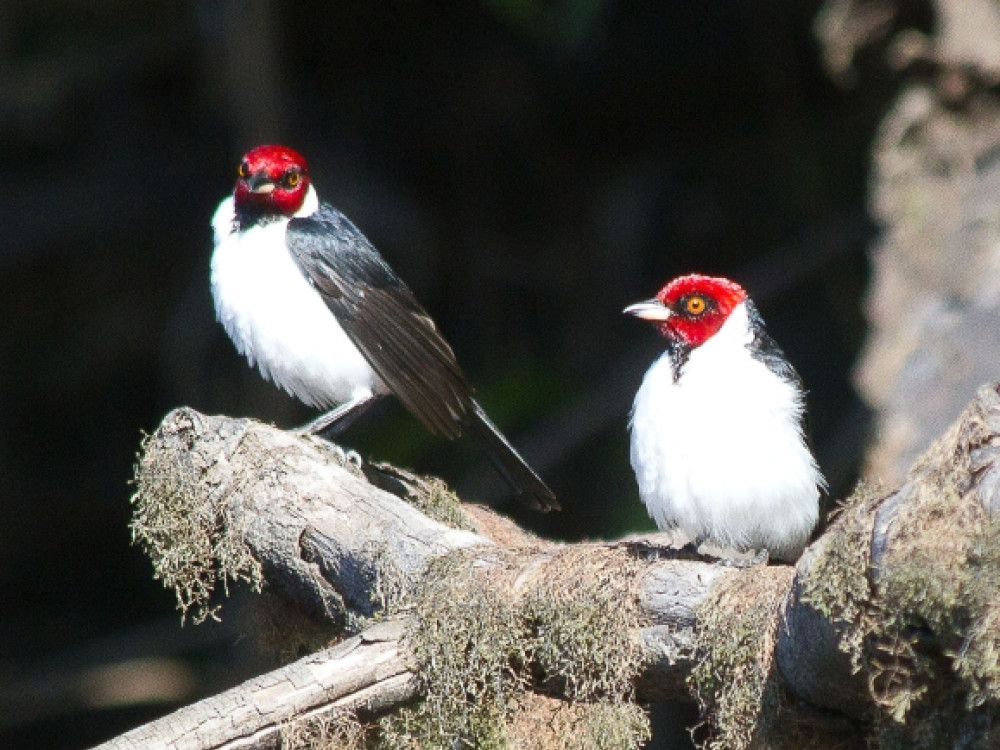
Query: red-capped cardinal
211,145,557,511
624,274,823,560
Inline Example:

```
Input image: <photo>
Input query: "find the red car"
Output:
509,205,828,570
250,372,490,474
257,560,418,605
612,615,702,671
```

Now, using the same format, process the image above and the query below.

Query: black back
286,204,473,438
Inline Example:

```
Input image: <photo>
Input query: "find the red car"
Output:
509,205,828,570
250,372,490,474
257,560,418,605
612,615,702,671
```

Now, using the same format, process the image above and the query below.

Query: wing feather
286,206,472,438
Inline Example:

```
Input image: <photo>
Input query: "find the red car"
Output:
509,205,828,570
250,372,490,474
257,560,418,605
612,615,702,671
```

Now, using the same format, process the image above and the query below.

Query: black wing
744,299,805,391
286,204,559,510
745,299,822,488
287,205,473,438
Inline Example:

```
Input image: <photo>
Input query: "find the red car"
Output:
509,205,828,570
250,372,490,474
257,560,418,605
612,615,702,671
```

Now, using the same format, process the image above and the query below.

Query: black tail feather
464,400,559,511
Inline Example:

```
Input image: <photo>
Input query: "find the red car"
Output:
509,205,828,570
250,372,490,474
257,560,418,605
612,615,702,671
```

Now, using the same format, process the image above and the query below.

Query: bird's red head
625,274,748,347
233,145,311,217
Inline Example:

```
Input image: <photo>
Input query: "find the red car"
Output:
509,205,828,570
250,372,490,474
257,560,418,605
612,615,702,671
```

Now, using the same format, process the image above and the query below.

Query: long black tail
464,399,559,511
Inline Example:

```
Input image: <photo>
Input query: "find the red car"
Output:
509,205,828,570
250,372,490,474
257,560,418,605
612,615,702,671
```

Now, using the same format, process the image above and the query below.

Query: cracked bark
96,382,1000,749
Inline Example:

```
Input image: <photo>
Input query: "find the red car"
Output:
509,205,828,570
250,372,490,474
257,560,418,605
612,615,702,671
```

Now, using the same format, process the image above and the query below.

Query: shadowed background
0,0,929,746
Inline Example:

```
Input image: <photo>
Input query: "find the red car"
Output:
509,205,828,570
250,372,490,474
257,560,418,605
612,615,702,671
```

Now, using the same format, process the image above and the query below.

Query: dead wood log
99,383,1000,749
97,618,416,750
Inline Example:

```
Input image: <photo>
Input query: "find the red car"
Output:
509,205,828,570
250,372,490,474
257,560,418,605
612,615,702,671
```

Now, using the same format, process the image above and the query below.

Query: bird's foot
716,547,769,568
334,446,364,471
295,430,364,473
321,443,364,474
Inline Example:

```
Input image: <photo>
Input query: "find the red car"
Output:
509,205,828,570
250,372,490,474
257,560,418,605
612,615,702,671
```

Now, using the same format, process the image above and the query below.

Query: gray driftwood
98,383,1000,749
98,618,416,750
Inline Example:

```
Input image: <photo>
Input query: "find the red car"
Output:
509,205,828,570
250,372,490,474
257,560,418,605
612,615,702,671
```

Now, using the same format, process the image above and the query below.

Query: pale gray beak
623,298,672,321
247,173,276,194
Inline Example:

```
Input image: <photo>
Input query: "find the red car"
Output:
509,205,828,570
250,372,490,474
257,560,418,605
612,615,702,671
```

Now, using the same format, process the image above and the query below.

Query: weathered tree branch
101,383,1000,749
97,618,416,750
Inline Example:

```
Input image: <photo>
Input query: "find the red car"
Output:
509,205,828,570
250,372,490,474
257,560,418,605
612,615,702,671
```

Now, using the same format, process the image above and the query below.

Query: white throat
628,303,822,560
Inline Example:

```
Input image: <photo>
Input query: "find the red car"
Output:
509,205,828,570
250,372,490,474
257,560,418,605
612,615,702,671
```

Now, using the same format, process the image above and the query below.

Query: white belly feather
628,305,821,560
210,194,380,409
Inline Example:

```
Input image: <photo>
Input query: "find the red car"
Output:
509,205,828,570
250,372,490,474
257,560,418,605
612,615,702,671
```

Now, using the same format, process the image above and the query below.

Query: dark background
0,0,924,746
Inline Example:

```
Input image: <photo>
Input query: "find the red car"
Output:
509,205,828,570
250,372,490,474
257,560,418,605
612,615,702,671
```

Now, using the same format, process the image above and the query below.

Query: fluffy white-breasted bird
625,274,824,561
211,145,557,510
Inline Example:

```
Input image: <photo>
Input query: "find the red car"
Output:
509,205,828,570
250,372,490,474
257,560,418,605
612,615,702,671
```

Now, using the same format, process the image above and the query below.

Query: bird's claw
323,443,363,472
717,547,769,568
341,448,363,470
297,431,364,473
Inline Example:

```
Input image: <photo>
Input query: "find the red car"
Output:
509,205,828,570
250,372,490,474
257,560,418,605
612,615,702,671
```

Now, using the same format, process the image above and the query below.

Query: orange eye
237,161,250,179
685,296,707,315
284,171,302,188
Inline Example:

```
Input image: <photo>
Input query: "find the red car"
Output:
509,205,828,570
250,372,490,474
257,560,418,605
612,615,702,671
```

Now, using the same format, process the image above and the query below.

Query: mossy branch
102,384,1000,749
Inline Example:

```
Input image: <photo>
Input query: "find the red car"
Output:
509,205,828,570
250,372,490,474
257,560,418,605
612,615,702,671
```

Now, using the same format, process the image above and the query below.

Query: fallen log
98,383,1000,748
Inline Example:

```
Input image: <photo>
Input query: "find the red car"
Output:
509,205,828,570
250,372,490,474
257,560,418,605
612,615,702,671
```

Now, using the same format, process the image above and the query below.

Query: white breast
628,303,822,560
210,191,380,408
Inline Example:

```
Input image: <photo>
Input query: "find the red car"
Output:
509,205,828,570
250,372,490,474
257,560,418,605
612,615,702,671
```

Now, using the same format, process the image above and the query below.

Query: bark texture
101,385,1000,749
818,0,1000,483
98,618,416,750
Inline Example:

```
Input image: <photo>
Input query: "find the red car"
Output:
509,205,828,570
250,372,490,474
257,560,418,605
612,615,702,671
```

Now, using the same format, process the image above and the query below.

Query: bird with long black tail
211,145,557,511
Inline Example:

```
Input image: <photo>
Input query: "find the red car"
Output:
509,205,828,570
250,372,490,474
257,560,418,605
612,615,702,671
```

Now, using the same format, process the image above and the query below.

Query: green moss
364,462,477,532
368,540,412,618
689,565,795,750
377,545,651,749
568,702,651,748
798,480,882,672
798,420,1000,749
506,694,650,749
524,546,645,703
382,548,530,747
951,520,1000,707
278,709,368,749
411,476,475,532
867,482,1000,740
129,430,262,623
